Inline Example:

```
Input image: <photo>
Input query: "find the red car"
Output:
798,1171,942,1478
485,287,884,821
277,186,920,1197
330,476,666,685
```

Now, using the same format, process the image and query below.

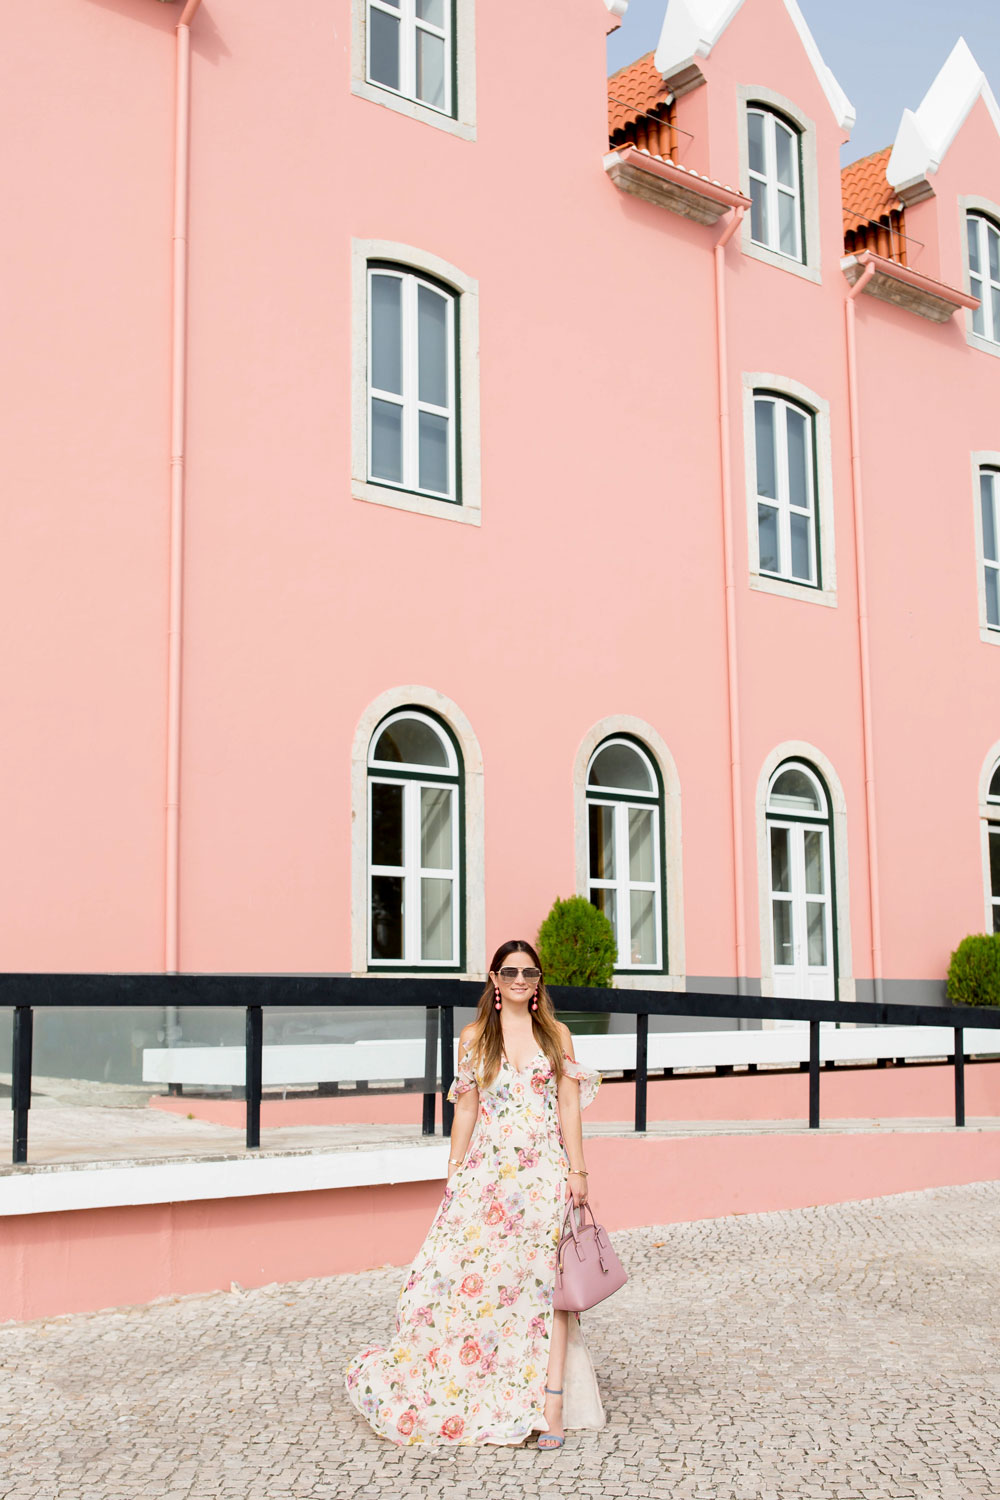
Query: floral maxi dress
344,1044,604,1446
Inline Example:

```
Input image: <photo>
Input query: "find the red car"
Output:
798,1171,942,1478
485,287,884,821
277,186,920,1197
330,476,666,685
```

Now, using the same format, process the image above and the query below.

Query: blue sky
607,0,1000,161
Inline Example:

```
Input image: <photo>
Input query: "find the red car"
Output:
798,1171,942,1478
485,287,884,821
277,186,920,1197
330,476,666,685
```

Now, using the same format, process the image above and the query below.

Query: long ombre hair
468,939,565,1090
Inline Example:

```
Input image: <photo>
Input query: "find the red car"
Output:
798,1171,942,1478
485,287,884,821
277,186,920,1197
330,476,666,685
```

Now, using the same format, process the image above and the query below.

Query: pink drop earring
531,988,538,1012
494,987,501,1011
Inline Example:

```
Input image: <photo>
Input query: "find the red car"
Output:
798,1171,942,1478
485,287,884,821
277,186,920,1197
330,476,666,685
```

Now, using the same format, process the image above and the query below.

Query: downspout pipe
165,0,203,974
844,262,885,1006
714,206,747,1000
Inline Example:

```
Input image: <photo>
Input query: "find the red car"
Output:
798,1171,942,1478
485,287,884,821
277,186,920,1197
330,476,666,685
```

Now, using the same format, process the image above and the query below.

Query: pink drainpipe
844,261,883,1004
165,0,203,973
714,206,748,994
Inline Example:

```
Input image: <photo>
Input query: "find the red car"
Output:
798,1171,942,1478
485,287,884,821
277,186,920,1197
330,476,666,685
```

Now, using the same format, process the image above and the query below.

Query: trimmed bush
946,933,1000,1007
537,896,616,988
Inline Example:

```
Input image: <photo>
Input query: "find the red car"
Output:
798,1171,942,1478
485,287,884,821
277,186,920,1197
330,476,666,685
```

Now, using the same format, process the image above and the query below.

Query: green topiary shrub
538,895,617,986
946,933,1000,1007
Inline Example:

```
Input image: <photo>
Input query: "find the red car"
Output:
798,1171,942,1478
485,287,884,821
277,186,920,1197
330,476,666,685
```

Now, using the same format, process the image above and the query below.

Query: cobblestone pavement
2,1181,998,1500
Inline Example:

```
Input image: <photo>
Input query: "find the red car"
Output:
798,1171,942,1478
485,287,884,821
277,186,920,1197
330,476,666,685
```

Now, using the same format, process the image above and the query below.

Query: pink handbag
553,1200,628,1312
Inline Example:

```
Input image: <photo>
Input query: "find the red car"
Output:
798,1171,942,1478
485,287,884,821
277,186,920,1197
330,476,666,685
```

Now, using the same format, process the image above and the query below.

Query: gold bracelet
568,1168,588,1176
448,1158,464,1165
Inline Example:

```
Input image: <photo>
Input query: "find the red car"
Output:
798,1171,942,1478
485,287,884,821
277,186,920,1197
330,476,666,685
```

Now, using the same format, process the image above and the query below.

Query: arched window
968,213,1000,344
979,467,1000,630
586,737,665,972
368,263,457,502
367,709,463,967
747,106,803,262
986,759,1000,933
765,760,835,1000
753,391,818,586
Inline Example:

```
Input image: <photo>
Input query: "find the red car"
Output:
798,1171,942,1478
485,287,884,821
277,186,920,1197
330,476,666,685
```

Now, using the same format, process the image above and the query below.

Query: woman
345,939,603,1448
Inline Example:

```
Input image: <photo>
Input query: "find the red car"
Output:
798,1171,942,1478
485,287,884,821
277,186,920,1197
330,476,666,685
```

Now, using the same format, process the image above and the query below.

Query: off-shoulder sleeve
446,1042,478,1103
561,1053,601,1110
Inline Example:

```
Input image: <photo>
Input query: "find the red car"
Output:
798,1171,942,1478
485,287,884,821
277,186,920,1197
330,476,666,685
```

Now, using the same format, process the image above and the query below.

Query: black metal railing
3,973,1000,1165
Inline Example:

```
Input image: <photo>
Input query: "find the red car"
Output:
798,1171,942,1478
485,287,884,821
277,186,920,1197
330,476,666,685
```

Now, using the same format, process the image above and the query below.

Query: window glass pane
757,504,779,573
416,28,446,109
628,807,654,883
371,398,403,484
373,717,449,767
991,829,1000,896
989,765,1000,800
991,287,1000,342
972,278,984,336
778,190,797,257
770,826,790,893
417,285,449,407
416,0,444,23
588,804,615,880
629,889,657,966
790,511,812,582
370,275,402,395
786,407,809,509
747,111,765,175
368,5,400,90
418,410,450,495
754,400,777,498
420,785,452,870
769,767,822,813
371,782,404,867
806,901,827,967
421,877,453,960
749,176,768,246
772,897,793,967
589,887,618,952
371,875,404,959
775,122,795,187
968,217,981,274
986,566,1000,629
588,742,653,792
990,224,1000,282
981,474,997,562
803,829,826,896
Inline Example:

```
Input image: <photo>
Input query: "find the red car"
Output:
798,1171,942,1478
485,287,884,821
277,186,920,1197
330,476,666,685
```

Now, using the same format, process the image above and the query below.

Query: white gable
654,0,855,132
887,38,1000,193
604,0,629,16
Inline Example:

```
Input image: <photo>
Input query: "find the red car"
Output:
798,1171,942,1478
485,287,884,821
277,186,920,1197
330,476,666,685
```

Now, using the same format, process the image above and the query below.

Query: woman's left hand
567,1170,588,1208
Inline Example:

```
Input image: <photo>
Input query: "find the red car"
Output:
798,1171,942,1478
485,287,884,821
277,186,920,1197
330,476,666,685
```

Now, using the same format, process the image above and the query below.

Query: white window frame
756,743,854,1006
351,0,476,141
574,718,685,991
765,763,835,1006
366,710,461,969
365,0,453,118
752,391,817,587
967,212,1000,344
971,453,1000,648
737,86,821,285
979,747,1000,934
747,107,802,263
961,197,1000,360
367,266,457,504
352,240,481,526
585,738,664,975
743,373,836,607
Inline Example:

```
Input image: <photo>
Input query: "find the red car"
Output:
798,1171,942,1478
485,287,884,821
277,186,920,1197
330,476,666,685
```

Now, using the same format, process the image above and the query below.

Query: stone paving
2,1180,999,1499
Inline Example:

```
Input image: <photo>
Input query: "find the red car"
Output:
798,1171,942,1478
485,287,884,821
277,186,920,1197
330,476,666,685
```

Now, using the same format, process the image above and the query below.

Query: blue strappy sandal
537,1386,565,1450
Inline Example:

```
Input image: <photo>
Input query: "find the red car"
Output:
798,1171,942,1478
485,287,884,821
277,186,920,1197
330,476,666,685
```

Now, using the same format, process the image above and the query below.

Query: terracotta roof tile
608,50,670,138
841,146,901,234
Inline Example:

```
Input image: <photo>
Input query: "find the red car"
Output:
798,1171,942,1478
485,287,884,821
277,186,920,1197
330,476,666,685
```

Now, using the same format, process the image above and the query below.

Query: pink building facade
4,0,1000,1072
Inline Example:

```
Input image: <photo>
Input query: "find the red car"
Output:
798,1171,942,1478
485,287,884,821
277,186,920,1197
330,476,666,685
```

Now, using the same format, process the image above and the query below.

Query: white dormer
653,0,854,132
887,38,1000,202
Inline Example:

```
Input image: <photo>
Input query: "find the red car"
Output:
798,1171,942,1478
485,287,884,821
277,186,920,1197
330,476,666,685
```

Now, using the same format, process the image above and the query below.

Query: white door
768,818,835,1011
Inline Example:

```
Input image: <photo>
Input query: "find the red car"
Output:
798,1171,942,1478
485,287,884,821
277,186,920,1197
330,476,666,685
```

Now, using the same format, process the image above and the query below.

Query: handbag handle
558,1198,613,1273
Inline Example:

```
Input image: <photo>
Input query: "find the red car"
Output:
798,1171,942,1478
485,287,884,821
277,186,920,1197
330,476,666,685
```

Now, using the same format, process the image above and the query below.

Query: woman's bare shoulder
459,1022,478,1048
556,1020,574,1050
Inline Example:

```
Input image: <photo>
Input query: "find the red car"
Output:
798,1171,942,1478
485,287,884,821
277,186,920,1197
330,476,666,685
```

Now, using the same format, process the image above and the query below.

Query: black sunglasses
497,966,541,981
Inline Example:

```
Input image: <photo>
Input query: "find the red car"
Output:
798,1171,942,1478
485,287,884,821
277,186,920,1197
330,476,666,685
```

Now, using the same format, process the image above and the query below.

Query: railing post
634,1012,648,1133
245,1004,262,1150
12,1005,33,1165
954,1026,965,1129
808,1019,820,1129
422,1004,439,1137
440,1002,455,1137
